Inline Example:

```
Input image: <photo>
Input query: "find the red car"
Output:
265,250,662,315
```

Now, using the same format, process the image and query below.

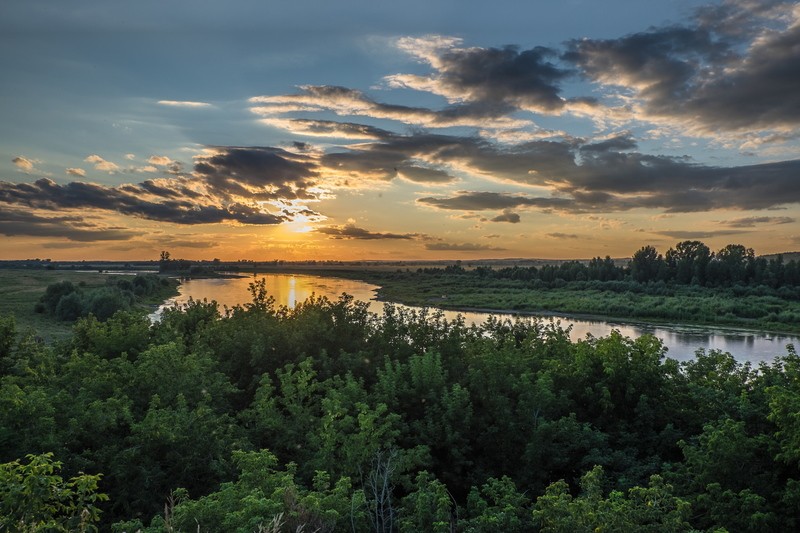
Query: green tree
461,476,531,532
630,245,664,283
0,452,108,532
126,449,362,533
0,314,16,373
666,240,711,285
532,465,691,532
399,471,455,533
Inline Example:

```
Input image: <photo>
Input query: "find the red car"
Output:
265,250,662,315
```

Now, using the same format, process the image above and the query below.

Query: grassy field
0,269,176,341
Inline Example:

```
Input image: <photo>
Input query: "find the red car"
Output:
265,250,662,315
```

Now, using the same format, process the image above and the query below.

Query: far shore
166,267,800,338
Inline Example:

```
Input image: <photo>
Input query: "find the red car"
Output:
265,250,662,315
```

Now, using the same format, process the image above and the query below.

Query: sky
1,0,799,261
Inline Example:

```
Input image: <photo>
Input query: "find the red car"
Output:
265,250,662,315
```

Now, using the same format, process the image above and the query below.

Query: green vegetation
267,241,800,333
1,279,799,531
360,271,800,332
0,453,107,532
36,273,176,321
0,270,178,341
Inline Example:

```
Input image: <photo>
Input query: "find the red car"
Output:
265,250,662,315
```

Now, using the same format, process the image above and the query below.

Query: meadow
0,269,177,341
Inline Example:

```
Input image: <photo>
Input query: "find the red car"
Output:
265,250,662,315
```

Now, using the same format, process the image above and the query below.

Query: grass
0,269,177,342
365,274,800,333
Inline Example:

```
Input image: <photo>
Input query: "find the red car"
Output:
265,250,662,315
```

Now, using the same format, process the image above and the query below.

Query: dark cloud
0,146,339,227
721,216,796,228
0,177,287,225
567,1,800,132
547,232,579,239
425,242,506,251
417,191,572,211
194,146,319,201
580,134,638,153
651,229,750,239
316,224,420,240
398,131,800,213
321,149,403,181
264,118,395,140
320,138,459,183
392,42,576,113
0,208,135,241
490,210,521,223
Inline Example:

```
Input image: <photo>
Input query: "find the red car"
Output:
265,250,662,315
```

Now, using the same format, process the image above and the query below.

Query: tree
0,453,108,532
399,471,456,533
532,466,691,533
713,244,754,285
630,245,664,283
0,314,15,364
665,240,711,285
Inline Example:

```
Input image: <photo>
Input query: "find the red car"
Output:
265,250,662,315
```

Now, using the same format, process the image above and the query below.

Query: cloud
261,118,394,140
490,210,521,223
251,85,530,129
720,216,796,228
389,36,586,115
396,166,455,184
85,154,120,172
547,232,579,239
425,242,506,251
417,191,572,211
0,146,339,227
0,177,286,225
157,100,211,108
405,132,800,213
566,1,800,134
318,137,462,183
66,168,86,177
193,146,320,202
235,11,800,220
651,229,750,239
0,207,135,242
316,224,420,240
148,236,220,249
147,155,175,166
12,156,34,172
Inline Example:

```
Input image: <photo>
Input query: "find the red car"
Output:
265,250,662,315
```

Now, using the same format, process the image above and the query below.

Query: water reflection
151,274,799,363
287,276,296,309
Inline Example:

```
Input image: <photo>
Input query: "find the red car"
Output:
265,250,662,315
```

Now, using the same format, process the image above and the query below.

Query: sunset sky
2,0,799,261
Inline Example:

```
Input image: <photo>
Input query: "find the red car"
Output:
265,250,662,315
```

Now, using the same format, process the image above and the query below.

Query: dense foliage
2,279,799,531
34,274,175,321
432,241,800,289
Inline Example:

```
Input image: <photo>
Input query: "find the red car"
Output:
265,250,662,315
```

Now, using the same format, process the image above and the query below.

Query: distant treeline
421,241,799,289
35,273,174,321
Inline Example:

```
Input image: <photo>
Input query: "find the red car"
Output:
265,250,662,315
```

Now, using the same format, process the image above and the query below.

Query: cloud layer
3,0,799,252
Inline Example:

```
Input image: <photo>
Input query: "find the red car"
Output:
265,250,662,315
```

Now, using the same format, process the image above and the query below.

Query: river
151,273,799,363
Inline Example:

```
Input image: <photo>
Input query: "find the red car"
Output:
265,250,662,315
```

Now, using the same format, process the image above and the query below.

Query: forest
2,277,800,532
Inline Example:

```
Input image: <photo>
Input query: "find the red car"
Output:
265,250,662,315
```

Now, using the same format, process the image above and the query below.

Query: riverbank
232,265,800,335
